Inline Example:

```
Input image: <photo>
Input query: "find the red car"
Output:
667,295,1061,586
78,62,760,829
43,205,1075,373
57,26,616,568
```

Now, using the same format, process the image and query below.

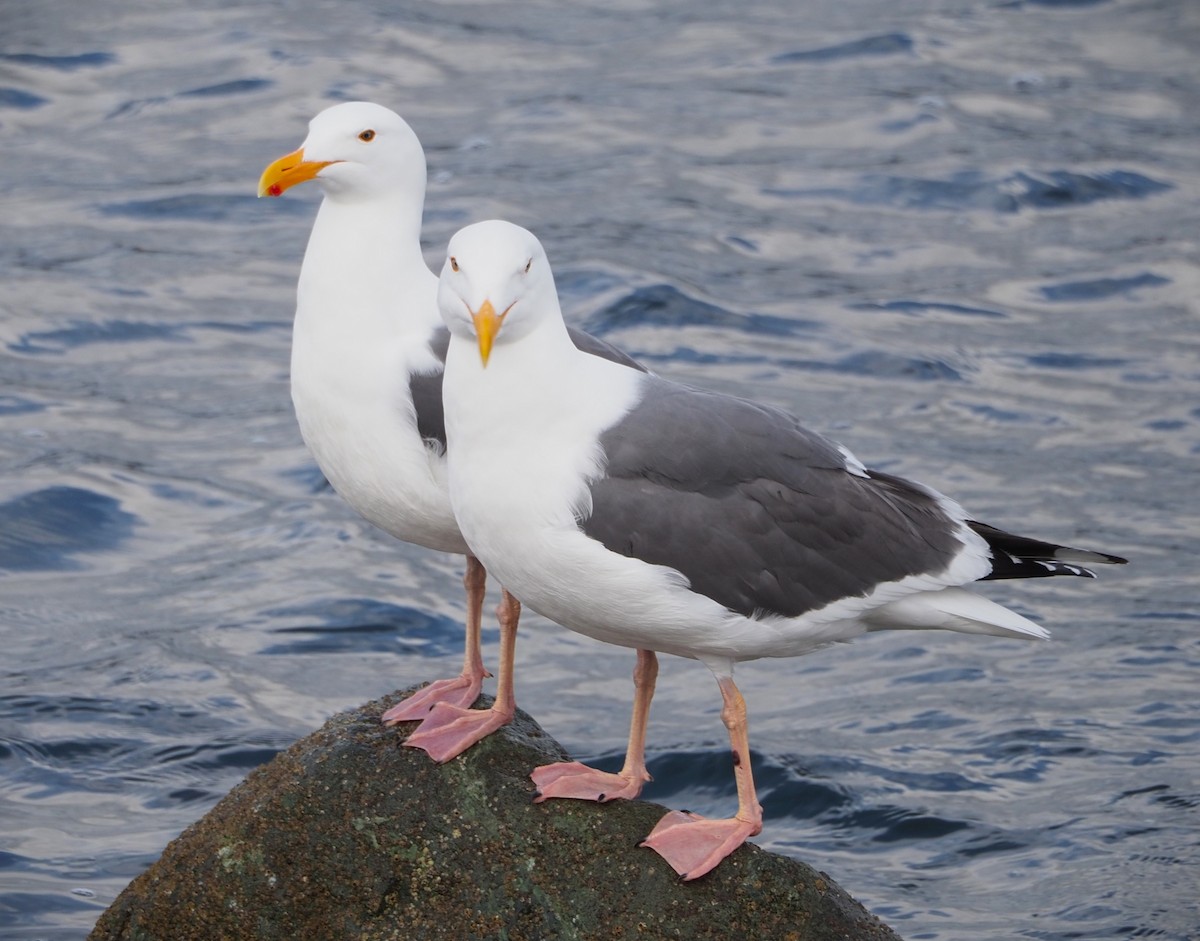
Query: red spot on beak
267,183,282,197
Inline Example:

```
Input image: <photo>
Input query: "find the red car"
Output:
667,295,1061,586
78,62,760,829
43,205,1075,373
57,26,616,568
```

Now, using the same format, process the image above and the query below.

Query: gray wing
409,327,451,450
566,325,647,372
410,325,646,451
583,376,967,619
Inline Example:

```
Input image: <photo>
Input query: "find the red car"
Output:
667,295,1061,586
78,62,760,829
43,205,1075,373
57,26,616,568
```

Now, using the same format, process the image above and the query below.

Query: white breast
289,204,465,555
291,326,465,554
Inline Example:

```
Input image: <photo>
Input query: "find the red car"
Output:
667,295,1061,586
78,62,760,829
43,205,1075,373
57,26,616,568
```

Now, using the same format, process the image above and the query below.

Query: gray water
2,1,1198,938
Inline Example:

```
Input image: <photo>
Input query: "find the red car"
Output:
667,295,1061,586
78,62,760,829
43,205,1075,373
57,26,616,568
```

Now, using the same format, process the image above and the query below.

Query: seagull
436,219,1127,880
257,103,640,761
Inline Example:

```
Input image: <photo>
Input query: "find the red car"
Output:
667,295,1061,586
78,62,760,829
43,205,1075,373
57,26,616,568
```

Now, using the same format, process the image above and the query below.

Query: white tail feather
867,587,1050,641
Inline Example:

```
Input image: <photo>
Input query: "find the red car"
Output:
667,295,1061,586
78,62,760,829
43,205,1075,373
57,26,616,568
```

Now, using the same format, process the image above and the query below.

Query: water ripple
97,193,278,224
0,394,44,416
782,350,964,382
258,598,465,657
1039,271,1170,302
0,52,116,71
9,320,188,355
771,33,914,65
583,283,817,338
0,87,47,109
0,694,288,813
178,78,273,98
768,169,1172,213
850,300,1007,320
0,487,138,571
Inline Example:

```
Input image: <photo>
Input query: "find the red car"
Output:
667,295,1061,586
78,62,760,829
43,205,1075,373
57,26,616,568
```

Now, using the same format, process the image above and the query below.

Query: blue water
2,1,1198,938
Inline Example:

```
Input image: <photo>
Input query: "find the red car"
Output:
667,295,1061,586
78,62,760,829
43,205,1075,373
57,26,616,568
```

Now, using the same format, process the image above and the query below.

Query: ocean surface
2,1,1198,938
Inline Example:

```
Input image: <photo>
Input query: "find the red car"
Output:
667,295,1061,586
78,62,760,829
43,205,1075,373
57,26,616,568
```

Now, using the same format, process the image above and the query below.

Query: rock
89,689,902,941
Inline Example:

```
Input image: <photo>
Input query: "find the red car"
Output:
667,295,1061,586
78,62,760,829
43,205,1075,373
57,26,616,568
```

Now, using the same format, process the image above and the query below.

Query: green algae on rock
88,689,902,941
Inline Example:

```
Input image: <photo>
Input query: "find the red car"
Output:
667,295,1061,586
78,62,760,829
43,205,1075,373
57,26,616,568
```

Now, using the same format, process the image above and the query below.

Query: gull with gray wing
436,219,1127,880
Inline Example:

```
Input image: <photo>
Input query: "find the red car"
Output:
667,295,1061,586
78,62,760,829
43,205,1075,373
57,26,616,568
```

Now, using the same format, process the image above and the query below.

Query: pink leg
381,556,489,725
532,649,658,803
639,673,763,881
404,589,520,763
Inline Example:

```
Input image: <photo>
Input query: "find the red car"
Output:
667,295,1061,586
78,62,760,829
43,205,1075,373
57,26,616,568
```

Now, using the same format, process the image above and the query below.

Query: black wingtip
971,521,1130,581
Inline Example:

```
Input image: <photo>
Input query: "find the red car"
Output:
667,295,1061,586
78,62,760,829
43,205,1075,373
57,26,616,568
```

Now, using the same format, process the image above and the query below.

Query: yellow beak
472,299,504,367
257,147,336,197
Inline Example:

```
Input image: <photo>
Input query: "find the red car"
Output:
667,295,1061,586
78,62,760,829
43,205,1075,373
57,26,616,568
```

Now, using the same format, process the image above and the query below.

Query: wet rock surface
88,689,901,941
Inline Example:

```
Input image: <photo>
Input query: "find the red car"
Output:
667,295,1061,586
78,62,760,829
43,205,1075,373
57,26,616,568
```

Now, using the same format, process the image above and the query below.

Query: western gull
257,103,640,761
436,220,1128,880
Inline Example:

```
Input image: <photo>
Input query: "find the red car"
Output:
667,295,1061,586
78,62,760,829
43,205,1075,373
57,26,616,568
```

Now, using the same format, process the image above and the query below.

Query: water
2,0,1198,938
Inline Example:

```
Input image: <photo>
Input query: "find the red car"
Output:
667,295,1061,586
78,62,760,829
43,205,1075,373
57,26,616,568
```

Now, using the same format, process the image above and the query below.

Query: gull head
258,101,425,200
437,220,559,367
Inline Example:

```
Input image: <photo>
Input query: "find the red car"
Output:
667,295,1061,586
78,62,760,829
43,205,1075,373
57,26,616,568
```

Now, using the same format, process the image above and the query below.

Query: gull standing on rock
257,103,640,761
436,219,1127,880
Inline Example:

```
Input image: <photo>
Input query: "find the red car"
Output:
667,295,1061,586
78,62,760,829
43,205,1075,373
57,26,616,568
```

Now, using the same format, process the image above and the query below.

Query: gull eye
358,129,376,142
524,258,532,274
450,257,459,272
